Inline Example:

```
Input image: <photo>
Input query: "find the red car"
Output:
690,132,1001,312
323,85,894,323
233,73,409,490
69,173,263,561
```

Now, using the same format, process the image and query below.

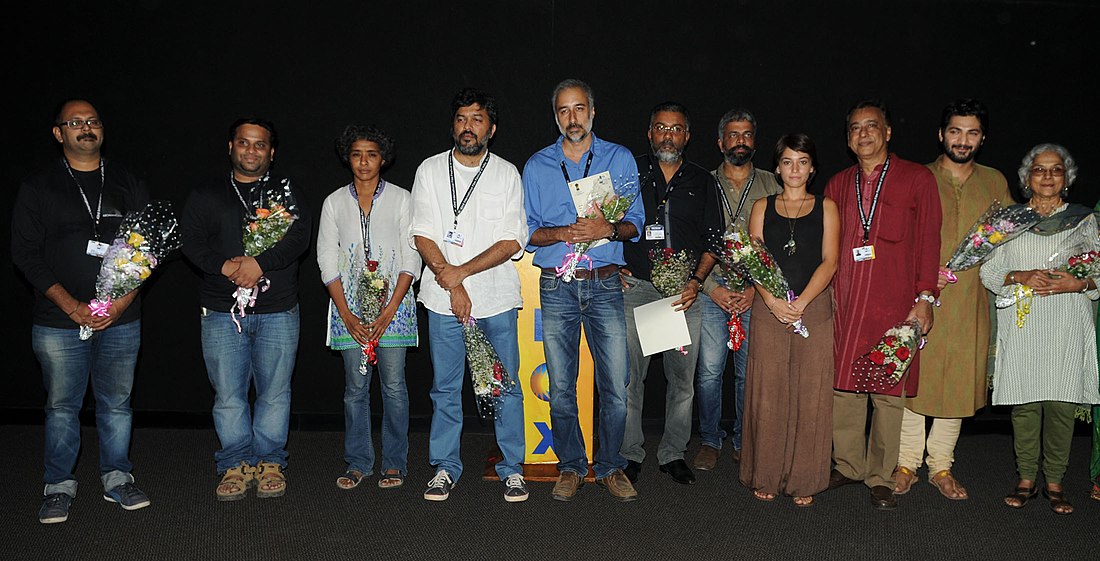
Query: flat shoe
893,466,918,495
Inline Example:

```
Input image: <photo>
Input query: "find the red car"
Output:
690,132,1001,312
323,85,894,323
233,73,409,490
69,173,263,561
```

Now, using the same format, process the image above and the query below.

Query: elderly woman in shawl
980,143,1100,516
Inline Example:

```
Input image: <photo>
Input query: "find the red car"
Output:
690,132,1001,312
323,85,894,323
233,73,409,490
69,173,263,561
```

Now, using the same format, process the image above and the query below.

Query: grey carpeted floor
0,423,1095,561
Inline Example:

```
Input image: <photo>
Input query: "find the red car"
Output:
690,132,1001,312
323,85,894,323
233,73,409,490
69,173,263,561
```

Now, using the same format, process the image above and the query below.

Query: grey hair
717,108,756,138
551,79,595,110
1017,142,1078,198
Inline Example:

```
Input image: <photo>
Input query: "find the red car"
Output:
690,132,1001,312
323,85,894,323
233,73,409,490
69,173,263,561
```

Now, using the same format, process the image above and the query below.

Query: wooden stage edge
481,446,596,482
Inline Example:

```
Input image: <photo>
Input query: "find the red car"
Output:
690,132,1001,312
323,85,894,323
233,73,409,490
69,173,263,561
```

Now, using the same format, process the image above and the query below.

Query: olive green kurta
907,158,1010,417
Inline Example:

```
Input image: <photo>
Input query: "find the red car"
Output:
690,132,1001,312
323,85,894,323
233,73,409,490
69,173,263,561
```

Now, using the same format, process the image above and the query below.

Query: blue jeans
539,270,630,479
34,320,141,497
340,346,410,476
695,294,751,450
201,306,299,473
427,309,524,483
621,277,703,465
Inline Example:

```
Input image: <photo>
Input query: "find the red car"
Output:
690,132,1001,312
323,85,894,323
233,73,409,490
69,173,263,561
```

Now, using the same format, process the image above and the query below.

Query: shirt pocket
478,192,507,221
874,202,914,243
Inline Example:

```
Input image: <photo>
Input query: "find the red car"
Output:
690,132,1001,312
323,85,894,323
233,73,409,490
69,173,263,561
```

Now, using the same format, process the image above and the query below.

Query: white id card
852,245,875,262
443,230,465,247
645,224,665,241
86,240,109,258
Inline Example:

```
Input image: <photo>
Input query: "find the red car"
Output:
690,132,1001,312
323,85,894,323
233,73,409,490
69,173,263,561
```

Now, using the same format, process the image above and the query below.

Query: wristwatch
609,222,620,241
915,293,938,306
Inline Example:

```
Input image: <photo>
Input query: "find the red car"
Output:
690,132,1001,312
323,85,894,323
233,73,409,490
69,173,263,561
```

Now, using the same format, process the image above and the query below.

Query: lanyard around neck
62,157,105,237
560,151,594,183
356,179,384,260
854,156,891,243
229,171,271,214
449,151,490,229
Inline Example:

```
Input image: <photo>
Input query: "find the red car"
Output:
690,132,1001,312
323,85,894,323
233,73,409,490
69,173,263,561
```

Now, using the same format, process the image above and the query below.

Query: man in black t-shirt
13,99,152,524
181,117,310,502
620,102,722,486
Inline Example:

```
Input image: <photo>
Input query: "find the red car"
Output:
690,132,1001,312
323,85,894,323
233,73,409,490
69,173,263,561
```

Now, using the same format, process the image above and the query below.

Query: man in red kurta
823,100,941,510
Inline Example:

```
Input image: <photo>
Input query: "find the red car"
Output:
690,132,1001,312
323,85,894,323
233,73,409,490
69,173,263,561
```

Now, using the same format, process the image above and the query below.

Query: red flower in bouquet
463,318,516,418
852,319,922,392
868,350,886,365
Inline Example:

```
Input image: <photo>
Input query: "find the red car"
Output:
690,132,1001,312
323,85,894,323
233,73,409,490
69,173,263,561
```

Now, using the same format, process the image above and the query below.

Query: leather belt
542,264,620,280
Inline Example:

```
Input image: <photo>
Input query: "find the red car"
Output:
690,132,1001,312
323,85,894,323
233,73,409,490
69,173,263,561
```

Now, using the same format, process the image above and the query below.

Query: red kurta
825,154,941,397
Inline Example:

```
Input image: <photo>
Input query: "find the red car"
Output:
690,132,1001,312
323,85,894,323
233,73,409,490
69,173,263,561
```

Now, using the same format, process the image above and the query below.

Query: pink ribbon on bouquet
230,276,271,332
88,297,112,317
556,243,593,280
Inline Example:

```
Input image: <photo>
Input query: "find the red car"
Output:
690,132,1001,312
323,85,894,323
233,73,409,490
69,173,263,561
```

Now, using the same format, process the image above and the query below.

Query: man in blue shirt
522,79,643,502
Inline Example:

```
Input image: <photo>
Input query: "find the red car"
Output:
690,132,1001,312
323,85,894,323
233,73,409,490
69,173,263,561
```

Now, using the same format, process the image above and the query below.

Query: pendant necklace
781,195,808,255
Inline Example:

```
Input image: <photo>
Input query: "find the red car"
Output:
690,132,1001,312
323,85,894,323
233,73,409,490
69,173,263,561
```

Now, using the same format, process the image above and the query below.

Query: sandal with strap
378,469,404,490
216,461,255,502
793,496,814,507
752,489,776,502
1004,484,1038,508
929,470,969,500
1091,483,1100,502
256,462,287,499
336,470,364,490
893,466,918,495
1043,487,1073,515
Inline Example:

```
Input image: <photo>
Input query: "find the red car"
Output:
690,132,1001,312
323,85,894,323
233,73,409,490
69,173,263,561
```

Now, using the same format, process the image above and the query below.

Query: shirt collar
348,179,386,200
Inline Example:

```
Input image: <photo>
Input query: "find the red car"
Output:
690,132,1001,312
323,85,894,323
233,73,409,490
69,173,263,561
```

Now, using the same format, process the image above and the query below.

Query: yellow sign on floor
514,253,595,464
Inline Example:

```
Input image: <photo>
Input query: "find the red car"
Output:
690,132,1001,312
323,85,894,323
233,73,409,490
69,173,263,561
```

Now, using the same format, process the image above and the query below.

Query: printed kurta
980,207,1100,406
907,160,1010,417
825,155,941,397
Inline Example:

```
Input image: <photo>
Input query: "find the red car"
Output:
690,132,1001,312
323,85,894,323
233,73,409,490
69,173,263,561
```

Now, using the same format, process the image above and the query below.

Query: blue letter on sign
533,421,554,454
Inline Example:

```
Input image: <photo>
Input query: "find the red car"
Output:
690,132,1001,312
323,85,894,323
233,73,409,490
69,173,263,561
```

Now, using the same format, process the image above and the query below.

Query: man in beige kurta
896,99,1010,500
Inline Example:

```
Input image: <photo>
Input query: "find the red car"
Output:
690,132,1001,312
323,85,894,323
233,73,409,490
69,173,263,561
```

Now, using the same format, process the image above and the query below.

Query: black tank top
761,195,824,295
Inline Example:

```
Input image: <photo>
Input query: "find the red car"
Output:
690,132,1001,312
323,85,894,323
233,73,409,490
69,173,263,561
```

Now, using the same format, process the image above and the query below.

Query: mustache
77,132,98,141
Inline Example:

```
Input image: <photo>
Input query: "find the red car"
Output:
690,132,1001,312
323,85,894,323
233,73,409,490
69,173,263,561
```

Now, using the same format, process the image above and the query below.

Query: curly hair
334,124,395,167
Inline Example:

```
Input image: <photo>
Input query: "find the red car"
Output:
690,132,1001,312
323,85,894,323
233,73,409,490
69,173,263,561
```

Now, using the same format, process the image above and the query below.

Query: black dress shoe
624,460,642,484
871,485,898,510
828,469,861,490
659,459,696,485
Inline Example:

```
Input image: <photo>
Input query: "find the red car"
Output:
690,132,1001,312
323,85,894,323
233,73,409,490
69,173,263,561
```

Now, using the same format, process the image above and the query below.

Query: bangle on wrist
1081,280,1090,293
1009,272,1017,284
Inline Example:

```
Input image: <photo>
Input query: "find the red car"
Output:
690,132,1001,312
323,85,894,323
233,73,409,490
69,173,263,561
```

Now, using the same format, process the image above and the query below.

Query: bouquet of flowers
357,259,390,374
231,178,299,331
80,200,182,340
463,317,515,419
649,247,695,297
557,176,638,281
942,201,1040,282
714,229,752,350
995,225,1100,327
722,227,808,338
851,319,923,393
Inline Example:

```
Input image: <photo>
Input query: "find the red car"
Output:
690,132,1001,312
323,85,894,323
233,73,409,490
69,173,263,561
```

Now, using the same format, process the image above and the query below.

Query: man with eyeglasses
13,99,152,523
825,99,941,511
893,99,1010,501
522,78,643,501
693,109,783,473
181,117,310,502
620,102,722,485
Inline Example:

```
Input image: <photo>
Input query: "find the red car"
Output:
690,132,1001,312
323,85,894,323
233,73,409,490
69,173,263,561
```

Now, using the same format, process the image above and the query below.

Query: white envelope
633,296,692,356
567,171,615,251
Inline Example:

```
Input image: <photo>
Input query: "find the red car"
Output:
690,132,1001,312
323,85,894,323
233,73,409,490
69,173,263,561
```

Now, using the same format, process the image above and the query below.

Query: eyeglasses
1029,165,1066,177
651,123,687,135
57,118,103,129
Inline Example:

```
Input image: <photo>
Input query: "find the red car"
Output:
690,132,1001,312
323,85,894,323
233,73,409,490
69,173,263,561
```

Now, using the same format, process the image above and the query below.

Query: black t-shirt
12,159,150,328
623,154,723,281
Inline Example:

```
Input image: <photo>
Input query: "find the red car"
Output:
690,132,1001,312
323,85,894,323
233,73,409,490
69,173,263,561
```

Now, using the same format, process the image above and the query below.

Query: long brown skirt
739,288,834,497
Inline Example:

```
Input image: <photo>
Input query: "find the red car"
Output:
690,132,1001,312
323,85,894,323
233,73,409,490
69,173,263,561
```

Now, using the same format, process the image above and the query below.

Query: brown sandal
256,461,287,499
929,470,968,500
893,466,918,495
1004,484,1038,508
1043,486,1073,515
793,496,814,507
216,461,255,501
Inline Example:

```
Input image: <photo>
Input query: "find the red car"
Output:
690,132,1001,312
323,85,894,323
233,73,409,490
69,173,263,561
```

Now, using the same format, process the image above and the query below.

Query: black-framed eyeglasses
652,123,688,135
57,118,103,129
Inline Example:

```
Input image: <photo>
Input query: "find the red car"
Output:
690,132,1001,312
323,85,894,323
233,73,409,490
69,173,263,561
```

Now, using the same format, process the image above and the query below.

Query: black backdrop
3,1,1096,420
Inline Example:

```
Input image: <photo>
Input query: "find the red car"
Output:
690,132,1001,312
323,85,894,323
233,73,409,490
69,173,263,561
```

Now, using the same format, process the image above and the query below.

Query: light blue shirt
522,133,643,269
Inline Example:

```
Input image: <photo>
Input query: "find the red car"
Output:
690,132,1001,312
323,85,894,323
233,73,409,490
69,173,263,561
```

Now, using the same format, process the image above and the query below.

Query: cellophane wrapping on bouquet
557,175,639,281
463,318,515,419
231,179,299,330
357,259,390,374
714,227,753,350
720,227,808,338
79,200,182,340
851,319,922,393
995,224,1100,328
943,201,1041,278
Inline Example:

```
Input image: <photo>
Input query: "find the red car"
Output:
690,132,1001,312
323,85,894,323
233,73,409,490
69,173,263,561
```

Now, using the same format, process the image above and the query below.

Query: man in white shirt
410,88,529,502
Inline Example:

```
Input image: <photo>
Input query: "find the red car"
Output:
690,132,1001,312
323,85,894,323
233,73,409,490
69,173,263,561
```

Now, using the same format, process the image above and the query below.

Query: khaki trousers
832,390,903,488
898,408,962,474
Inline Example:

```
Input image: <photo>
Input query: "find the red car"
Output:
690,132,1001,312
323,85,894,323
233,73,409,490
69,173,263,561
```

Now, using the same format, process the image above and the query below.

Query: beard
943,140,977,164
723,145,754,166
559,118,593,143
652,140,683,164
454,131,488,156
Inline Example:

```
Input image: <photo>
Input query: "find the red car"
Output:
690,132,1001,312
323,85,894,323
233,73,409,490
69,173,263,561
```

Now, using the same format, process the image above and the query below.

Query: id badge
443,230,465,247
86,240,109,258
645,224,665,241
852,245,875,262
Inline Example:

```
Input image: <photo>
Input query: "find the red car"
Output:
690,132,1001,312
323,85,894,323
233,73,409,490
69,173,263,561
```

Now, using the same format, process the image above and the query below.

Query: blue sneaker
39,493,73,524
103,482,151,511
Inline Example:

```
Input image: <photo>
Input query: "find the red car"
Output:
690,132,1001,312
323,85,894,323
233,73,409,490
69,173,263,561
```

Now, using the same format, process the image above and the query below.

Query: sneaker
551,471,583,501
503,474,529,503
38,493,73,524
423,470,454,501
103,482,151,511
597,469,639,502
